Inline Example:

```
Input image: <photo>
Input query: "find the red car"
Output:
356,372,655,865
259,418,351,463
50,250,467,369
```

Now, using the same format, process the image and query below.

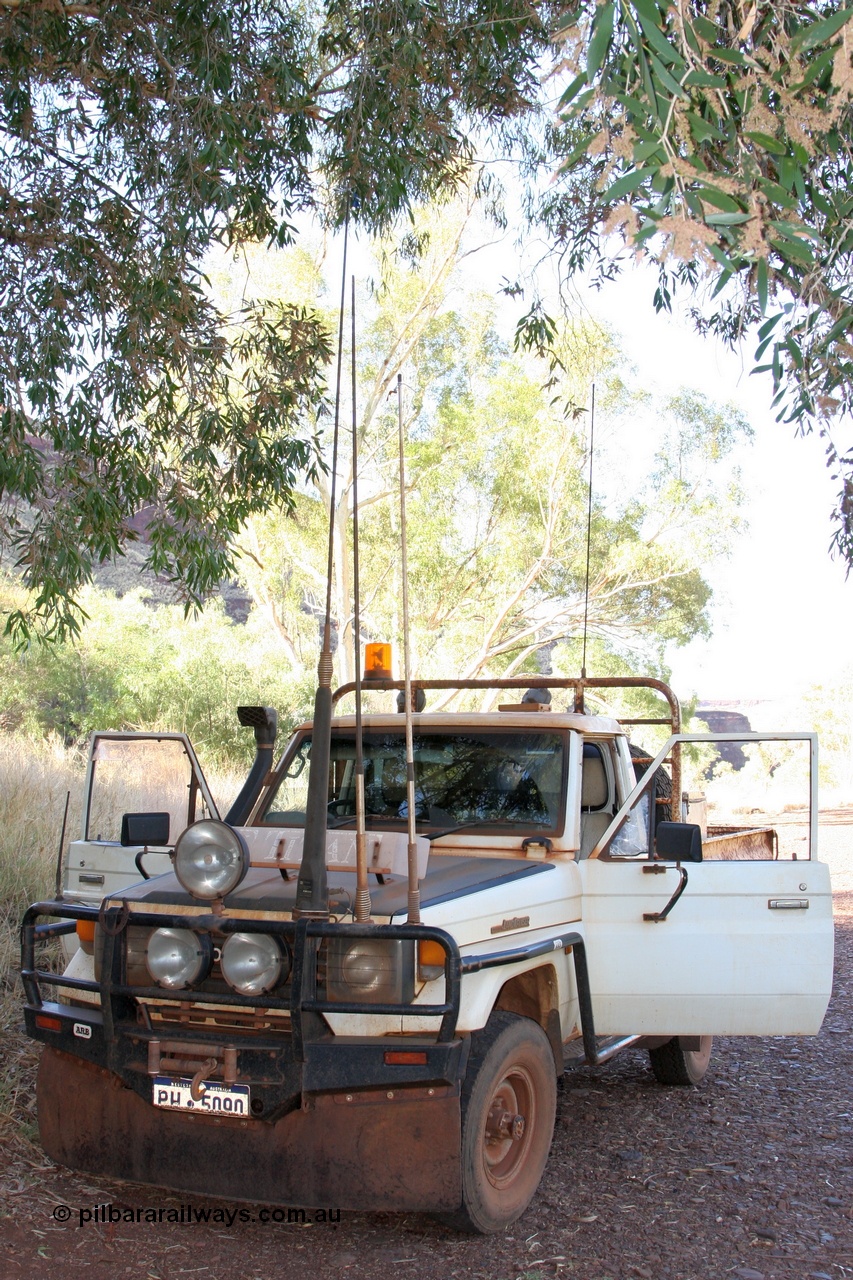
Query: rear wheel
648,1035,713,1085
442,1012,557,1234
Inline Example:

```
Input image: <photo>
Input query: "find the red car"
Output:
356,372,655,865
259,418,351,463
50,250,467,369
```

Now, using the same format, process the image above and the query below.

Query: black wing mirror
655,821,703,862
120,812,171,847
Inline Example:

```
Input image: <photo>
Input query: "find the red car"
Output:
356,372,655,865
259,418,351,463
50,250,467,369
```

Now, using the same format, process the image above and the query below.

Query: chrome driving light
145,928,212,990
173,819,249,901
327,937,414,1005
220,932,288,996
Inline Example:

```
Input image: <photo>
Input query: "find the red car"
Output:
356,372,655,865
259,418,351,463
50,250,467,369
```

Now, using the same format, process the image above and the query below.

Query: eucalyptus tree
4,0,850,649
0,0,555,640
242,224,752,696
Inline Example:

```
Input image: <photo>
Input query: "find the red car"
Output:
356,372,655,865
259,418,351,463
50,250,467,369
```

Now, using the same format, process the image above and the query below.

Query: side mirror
120,812,171,847
655,821,703,863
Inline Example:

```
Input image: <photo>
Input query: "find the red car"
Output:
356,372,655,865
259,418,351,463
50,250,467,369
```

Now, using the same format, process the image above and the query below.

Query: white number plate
153,1077,250,1115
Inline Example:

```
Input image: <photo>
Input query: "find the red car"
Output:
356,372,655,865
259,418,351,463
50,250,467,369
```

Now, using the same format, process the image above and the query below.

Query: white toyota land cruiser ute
21,674,833,1233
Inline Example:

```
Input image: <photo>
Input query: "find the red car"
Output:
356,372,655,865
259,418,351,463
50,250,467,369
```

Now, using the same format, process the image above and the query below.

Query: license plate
153,1077,250,1115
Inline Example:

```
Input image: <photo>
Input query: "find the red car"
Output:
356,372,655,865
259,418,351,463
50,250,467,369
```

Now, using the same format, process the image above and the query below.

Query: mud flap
37,1047,463,1212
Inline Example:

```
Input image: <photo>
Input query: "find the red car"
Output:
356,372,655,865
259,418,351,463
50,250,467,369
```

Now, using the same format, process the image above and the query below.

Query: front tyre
443,1012,557,1234
648,1035,713,1085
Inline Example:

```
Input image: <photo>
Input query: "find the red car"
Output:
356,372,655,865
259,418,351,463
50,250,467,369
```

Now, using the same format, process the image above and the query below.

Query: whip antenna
396,373,420,925
294,202,351,919
580,381,596,681
351,276,371,923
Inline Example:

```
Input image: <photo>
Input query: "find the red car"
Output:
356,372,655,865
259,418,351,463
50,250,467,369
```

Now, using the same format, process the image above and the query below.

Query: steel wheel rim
482,1065,536,1188
687,1035,713,1076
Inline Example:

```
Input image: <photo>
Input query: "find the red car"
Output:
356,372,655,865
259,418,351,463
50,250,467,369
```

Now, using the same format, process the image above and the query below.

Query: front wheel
442,1012,557,1234
648,1035,713,1085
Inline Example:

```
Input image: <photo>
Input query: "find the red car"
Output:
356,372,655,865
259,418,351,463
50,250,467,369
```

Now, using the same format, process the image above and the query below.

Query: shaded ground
1,820,850,1280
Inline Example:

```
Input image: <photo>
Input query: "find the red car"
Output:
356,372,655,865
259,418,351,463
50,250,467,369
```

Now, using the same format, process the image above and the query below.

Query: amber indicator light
418,939,445,968
76,920,96,944
35,1014,63,1033
383,1050,428,1065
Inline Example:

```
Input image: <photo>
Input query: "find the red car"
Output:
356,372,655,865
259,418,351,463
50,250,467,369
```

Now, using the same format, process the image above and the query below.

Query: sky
578,265,853,704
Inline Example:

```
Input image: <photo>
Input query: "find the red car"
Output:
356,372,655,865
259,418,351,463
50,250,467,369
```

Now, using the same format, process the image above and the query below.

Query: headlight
220,932,288,996
173,820,249,901
145,927,212,989
95,922,149,985
327,938,414,1005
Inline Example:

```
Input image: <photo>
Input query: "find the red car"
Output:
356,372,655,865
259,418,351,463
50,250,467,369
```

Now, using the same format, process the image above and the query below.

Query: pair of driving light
145,928,288,996
172,820,249,902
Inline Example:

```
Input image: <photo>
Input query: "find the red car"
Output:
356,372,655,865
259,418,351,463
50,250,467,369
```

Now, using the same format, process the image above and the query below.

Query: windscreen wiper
326,813,404,830
425,819,496,841
328,813,549,841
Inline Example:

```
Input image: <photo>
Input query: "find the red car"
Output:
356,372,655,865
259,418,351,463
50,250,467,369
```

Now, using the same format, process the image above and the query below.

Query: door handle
768,898,809,910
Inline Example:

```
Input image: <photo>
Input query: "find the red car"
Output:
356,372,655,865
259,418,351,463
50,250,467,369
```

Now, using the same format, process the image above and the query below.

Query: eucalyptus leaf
790,9,853,54
745,131,788,157
757,258,768,314
601,165,659,202
587,2,616,80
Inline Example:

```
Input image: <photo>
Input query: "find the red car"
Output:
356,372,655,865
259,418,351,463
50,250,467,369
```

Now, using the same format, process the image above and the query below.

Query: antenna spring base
317,652,334,686
354,887,373,924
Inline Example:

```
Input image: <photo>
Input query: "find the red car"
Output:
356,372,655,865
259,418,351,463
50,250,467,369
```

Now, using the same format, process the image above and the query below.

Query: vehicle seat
380,761,407,814
579,753,612,858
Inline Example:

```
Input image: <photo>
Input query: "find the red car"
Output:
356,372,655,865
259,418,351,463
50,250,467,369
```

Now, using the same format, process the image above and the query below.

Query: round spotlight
173,820,249,901
145,927,211,989
220,932,287,996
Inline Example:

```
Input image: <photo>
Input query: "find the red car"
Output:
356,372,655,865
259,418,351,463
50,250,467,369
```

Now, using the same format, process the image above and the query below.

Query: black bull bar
21,901,468,1210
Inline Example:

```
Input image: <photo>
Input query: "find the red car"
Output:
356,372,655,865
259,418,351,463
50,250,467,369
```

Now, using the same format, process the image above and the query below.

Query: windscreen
261,730,566,834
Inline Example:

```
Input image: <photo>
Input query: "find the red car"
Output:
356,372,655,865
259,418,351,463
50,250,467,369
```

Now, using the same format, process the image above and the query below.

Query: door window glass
87,738,212,843
600,735,814,861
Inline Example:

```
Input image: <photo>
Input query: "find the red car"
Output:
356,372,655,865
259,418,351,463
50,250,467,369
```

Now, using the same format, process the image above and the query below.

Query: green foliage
4,0,850,640
0,0,556,641
803,666,853,794
547,1,853,564
0,193,753,754
0,582,314,767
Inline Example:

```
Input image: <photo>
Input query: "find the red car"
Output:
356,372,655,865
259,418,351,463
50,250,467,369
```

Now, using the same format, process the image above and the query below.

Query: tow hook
147,1040,238,1089
190,1059,219,1101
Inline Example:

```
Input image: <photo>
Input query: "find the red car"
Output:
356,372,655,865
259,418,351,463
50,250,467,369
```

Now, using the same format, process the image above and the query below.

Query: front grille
142,1001,292,1034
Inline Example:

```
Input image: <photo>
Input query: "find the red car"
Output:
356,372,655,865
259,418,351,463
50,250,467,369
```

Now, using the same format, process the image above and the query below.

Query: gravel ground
1,813,850,1280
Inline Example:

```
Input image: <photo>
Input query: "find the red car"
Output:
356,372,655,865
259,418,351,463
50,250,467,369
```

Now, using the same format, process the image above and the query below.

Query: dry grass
0,735,86,914
0,736,87,1162
0,732,242,1160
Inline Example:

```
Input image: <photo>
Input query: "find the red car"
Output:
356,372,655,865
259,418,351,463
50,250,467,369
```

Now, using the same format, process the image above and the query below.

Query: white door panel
578,859,833,1036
